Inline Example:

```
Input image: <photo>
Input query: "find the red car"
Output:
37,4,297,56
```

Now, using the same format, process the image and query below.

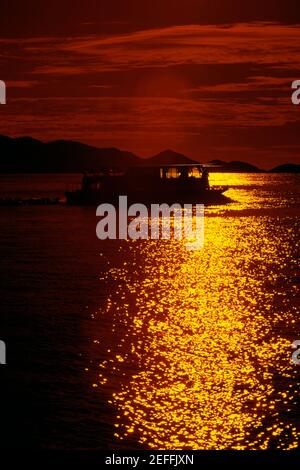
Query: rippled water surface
0,173,299,449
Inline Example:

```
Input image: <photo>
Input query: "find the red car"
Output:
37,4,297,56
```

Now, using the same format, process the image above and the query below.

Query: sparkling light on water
92,182,300,449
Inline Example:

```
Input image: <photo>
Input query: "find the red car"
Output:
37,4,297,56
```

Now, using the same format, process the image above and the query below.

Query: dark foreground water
0,173,300,449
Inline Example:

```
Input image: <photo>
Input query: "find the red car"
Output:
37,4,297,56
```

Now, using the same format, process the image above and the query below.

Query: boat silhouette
65,164,230,205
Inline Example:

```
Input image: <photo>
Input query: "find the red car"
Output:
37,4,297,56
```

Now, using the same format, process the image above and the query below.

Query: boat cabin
80,164,210,194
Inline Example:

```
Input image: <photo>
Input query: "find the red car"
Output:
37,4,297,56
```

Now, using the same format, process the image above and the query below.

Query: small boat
65,164,229,206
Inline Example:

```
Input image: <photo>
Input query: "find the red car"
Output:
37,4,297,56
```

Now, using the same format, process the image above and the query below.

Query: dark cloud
0,3,300,167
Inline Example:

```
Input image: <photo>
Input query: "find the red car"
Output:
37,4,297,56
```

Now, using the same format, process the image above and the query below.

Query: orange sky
0,0,300,167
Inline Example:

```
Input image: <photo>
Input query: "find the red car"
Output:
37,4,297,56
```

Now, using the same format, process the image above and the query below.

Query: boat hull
65,187,230,206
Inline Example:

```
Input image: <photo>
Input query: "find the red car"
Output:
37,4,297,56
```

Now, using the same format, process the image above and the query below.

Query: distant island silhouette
0,135,299,173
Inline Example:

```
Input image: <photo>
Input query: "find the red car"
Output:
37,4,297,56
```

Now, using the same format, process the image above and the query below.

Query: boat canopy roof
81,163,220,181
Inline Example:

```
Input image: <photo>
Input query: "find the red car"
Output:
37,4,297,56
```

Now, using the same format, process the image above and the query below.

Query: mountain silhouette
270,163,300,173
208,159,226,166
146,149,198,166
0,135,297,173
0,135,139,172
207,159,264,172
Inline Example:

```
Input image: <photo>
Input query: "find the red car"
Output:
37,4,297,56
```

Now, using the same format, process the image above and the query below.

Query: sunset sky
0,0,300,167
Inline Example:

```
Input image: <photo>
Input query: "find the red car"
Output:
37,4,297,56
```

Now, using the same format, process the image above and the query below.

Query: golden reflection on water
209,173,300,213
93,212,300,450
